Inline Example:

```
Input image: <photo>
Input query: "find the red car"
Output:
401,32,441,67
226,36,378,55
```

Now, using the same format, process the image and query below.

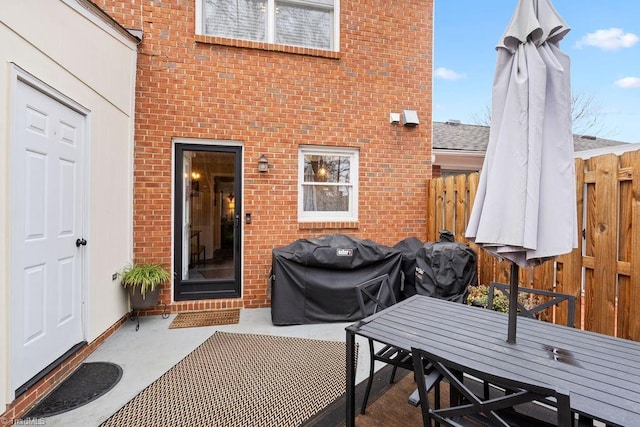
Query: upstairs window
298,147,358,222
199,0,339,51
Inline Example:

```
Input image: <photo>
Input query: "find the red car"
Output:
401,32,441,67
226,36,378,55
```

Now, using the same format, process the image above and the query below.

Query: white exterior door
10,79,86,393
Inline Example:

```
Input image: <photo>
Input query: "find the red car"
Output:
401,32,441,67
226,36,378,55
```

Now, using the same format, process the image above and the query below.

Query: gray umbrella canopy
466,0,578,269
465,0,578,342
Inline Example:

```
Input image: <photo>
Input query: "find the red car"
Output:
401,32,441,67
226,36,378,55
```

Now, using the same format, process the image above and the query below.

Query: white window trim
298,146,358,222
195,0,340,52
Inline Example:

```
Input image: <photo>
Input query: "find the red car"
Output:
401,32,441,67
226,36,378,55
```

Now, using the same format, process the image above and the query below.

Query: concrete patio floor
38,308,374,427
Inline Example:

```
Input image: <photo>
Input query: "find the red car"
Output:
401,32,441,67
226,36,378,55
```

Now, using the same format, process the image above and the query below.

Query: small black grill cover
414,240,477,303
393,237,424,300
271,234,402,325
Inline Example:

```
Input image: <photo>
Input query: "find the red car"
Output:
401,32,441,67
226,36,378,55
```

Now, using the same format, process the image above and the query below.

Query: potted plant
120,262,171,310
466,284,509,312
467,284,542,316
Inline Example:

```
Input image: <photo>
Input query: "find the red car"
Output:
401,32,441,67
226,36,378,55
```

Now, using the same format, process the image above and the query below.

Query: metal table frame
345,295,640,427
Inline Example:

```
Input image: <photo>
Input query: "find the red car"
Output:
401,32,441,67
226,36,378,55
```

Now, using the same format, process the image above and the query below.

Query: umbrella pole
507,262,519,343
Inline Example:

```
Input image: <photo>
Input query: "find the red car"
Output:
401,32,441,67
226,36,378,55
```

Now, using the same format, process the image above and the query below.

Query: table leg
346,329,356,427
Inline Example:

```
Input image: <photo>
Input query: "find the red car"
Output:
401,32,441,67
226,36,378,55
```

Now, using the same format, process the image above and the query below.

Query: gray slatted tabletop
345,295,640,427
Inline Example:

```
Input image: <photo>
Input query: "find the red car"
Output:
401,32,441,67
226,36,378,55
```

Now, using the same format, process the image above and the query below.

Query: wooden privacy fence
427,149,640,341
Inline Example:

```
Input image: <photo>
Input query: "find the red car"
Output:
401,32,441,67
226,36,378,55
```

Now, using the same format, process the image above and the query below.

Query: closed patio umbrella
465,0,578,343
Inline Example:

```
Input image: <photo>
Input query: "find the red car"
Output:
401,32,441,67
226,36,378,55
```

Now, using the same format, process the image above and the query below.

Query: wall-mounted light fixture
402,110,419,127
258,155,269,173
191,171,201,191
317,159,327,178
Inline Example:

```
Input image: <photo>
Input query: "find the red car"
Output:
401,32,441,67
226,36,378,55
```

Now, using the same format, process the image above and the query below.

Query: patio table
345,295,640,427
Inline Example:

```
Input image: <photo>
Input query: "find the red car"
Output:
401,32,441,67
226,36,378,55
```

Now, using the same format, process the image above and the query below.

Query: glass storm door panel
174,144,242,300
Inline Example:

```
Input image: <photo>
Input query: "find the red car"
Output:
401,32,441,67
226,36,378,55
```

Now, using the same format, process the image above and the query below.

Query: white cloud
434,67,466,80
615,77,640,88
576,28,639,50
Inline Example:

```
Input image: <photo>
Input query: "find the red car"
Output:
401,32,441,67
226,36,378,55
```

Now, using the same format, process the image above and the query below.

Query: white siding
0,0,138,406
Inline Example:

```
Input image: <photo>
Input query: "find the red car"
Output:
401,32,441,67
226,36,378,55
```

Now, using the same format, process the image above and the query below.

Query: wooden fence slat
444,175,456,235
427,179,437,242
455,175,467,241
618,152,633,339
467,173,479,215
559,157,585,329
589,154,618,335
429,178,445,242
624,150,640,340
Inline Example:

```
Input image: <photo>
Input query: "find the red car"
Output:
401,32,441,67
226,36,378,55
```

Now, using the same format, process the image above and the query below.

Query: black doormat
24,362,122,418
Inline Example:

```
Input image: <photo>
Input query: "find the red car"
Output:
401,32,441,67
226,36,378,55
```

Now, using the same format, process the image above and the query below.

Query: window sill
298,221,359,230
195,35,341,60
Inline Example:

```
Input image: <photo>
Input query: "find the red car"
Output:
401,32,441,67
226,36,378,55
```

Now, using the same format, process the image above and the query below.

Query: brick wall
95,0,434,309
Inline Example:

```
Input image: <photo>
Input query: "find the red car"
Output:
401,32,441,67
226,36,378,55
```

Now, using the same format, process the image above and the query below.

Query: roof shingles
433,121,626,152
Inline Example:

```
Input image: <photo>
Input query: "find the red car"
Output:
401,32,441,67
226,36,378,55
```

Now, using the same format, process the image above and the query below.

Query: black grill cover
271,234,402,325
414,240,477,303
393,237,424,300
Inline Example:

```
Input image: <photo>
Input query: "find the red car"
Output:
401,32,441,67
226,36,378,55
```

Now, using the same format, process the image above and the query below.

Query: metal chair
354,274,414,414
411,346,572,427
483,282,577,401
487,282,576,327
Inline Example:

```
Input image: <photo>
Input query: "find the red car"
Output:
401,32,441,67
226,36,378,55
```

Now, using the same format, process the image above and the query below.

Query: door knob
76,238,87,247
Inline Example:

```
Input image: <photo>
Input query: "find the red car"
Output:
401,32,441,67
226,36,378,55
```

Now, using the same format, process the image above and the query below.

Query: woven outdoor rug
168,309,240,329
101,332,349,427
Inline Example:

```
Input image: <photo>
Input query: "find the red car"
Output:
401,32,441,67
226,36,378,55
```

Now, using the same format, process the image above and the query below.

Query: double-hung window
199,0,339,51
299,147,358,222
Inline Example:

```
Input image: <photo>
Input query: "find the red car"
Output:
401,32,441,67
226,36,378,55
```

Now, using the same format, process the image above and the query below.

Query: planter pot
128,286,160,310
470,300,485,308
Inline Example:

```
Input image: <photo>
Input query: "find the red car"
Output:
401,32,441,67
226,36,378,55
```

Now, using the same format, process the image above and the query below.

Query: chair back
355,274,396,317
488,282,576,327
411,346,572,426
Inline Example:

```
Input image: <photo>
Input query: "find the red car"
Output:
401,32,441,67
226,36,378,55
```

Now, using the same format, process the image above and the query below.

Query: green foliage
119,263,171,298
467,284,541,315
467,284,509,312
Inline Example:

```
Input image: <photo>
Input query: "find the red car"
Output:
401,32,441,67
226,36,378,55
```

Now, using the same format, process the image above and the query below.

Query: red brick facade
95,0,434,310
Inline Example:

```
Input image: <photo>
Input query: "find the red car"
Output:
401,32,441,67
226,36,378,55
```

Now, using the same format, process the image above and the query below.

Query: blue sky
433,0,640,143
